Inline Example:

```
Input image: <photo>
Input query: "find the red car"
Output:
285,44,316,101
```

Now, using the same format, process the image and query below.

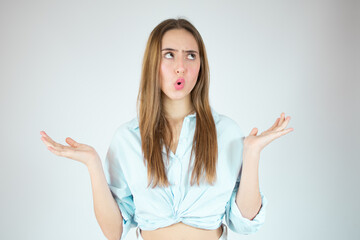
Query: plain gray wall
0,0,359,239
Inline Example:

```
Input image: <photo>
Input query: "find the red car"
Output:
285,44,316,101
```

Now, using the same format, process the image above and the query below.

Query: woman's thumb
66,137,79,147
250,128,258,136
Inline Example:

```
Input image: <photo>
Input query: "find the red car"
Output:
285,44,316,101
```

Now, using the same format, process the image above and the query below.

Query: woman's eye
187,53,196,60
164,52,173,59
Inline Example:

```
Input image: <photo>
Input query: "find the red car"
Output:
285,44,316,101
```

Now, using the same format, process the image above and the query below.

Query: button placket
171,159,182,216
171,116,191,217
175,117,189,158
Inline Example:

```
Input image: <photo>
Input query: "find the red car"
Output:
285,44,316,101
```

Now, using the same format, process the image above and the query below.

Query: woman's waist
135,213,224,231
140,222,223,240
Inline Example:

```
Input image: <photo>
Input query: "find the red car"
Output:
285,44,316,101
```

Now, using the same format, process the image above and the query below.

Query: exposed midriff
140,222,223,240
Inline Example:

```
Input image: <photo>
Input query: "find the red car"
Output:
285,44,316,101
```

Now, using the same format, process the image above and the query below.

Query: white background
0,0,359,239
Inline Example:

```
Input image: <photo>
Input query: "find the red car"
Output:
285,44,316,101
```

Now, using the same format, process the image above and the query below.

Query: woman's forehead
161,29,199,51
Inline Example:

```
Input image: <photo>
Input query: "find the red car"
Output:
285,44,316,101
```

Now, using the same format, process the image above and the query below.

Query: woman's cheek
189,66,200,81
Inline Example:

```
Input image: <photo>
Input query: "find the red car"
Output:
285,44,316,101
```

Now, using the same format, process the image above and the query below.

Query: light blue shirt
103,107,268,239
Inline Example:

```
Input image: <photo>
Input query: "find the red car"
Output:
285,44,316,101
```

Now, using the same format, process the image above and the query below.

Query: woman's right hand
40,131,100,167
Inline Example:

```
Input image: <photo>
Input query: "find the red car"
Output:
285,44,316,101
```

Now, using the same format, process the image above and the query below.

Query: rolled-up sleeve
103,130,137,240
225,179,268,234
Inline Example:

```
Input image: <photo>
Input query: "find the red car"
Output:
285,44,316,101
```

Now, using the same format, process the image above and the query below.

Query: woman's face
159,28,200,102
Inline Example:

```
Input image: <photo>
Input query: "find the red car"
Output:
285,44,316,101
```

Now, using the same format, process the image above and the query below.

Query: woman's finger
278,113,285,126
40,131,60,147
41,136,64,150
265,117,280,132
47,145,62,156
40,136,55,148
273,127,293,138
277,116,291,131
65,137,80,148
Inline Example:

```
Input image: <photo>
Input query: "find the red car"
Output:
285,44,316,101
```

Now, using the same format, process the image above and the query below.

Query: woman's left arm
236,112,293,220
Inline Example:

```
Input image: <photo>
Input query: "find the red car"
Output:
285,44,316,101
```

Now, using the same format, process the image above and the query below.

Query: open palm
243,113,293,153
40,131,99,166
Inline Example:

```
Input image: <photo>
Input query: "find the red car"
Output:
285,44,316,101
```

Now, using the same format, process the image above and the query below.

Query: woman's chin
162,92,190,101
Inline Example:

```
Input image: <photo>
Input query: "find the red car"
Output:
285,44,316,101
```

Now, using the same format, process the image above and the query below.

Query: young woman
40,18,293,240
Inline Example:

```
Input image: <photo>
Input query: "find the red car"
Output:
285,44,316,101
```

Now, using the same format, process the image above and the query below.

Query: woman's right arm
40,131,123,240
87,158,123,240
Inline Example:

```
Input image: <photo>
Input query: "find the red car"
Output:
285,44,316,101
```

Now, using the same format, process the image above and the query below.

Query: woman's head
137,18,210,113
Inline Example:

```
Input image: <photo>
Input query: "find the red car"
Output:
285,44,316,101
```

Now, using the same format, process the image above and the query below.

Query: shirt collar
131,106,219,131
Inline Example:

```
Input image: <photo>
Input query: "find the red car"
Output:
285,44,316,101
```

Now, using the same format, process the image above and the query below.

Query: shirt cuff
225,190,268,234
114,197,137,240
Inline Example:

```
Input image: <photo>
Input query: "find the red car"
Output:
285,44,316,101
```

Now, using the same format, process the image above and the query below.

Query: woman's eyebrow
161,48,198,54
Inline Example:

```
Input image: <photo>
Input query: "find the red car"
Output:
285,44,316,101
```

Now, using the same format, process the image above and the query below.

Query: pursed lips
176,78,184,84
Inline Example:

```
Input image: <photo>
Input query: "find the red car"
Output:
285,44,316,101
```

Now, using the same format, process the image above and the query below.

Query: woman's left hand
243,112,294,154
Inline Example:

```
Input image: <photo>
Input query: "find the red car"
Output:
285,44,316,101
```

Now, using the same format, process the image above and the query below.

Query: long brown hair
136,18,218,188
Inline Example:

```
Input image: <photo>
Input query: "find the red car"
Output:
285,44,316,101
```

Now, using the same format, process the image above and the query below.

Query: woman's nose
175,58,185,74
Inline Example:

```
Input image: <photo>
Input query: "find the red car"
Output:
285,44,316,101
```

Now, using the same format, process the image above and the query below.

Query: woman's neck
162,95,194,125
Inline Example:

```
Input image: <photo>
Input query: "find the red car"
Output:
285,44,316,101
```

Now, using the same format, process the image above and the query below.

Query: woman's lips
175,78,184,90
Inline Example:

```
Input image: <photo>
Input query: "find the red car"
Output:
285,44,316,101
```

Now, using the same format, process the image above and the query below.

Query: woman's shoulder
214,110,245,138
111,116,139,140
